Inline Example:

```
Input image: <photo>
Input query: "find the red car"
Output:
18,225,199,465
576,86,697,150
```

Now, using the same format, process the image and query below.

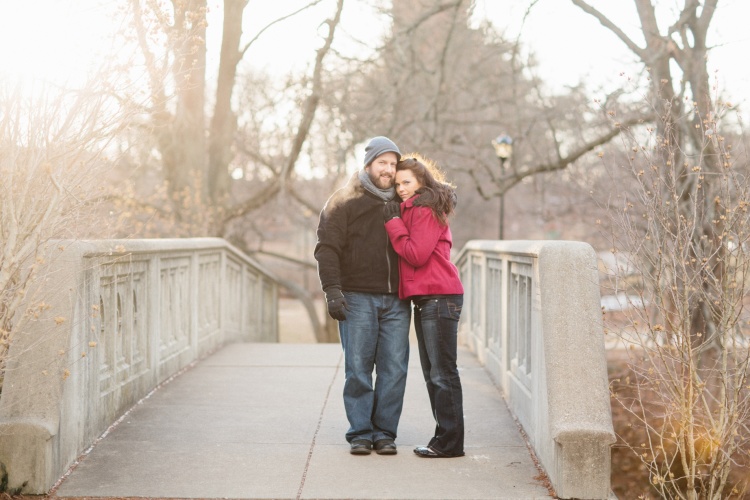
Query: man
314,136,411,456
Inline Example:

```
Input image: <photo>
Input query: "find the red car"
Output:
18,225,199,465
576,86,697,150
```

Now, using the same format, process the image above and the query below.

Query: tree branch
288,184,321,215
666,0,699,37
466,115,652,199
696,0,718,35
393,0,464,38
279,0,344,187
504,115,651,193
570,0,645,59
219,181,282,232
239,0,325,58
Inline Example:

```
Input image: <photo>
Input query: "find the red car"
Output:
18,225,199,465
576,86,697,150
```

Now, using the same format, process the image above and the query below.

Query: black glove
324,286,349,321
384,201,401,222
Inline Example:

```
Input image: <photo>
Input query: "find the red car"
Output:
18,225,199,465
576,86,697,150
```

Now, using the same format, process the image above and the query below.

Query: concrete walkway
52,343,552,499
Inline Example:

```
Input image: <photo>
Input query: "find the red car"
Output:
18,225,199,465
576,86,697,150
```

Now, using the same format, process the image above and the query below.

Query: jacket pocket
403,265,415,281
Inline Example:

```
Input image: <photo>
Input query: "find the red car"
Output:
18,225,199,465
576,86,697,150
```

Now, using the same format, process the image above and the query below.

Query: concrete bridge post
455,240,615,499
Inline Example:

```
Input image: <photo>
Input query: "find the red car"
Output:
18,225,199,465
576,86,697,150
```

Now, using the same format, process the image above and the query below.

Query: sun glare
0,1,115,85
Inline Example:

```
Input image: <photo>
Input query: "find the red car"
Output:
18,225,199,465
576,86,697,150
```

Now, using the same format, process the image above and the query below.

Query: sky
1,1,749,110
0,1,118,85
474,0,750,107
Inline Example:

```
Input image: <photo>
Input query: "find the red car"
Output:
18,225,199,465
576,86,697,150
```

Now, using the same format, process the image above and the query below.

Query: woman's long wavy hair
397,154,456,225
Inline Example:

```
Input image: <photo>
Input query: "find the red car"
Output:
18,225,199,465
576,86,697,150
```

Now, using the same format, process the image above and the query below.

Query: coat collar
402,194,421,208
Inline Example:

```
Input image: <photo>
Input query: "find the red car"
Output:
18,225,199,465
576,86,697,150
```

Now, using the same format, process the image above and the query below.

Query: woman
383,154,465,458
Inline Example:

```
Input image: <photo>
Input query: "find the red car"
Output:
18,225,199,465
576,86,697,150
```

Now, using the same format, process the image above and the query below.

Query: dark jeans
339,291,411,443
413,294,464,456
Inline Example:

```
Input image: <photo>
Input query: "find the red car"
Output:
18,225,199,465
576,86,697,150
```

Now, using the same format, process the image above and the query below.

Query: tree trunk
169,0,208,216
208,0,248,205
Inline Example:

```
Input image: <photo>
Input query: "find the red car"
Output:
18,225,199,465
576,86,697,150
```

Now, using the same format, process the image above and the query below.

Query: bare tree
571,0,724,343
601,101,750,499
121,0,335,232
326,0,643,246
0,79,122,388
128,0,208,214
117,0,343,341
564,2,750,496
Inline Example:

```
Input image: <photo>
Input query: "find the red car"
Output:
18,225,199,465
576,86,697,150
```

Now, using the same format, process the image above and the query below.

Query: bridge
0,238,614,499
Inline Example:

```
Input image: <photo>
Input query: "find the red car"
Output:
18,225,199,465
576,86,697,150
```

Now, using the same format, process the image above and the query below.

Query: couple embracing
314,136,465,459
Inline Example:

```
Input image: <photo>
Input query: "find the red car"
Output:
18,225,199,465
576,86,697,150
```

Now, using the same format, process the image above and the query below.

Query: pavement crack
296,350,343,500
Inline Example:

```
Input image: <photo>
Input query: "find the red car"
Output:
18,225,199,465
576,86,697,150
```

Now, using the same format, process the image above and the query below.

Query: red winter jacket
385,195,464,300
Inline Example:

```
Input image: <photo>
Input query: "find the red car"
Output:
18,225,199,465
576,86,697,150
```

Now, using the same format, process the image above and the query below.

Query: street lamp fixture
491,134,513,239
492,134,513,167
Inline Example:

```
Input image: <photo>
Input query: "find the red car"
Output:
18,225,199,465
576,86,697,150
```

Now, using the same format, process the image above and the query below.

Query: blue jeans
339,291,411,443
413,295,464,456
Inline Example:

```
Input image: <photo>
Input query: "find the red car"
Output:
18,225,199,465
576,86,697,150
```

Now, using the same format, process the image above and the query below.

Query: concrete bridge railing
0,238,279,494
455,240,615,500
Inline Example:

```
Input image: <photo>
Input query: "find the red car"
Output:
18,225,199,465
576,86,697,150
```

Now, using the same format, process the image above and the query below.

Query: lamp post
491,134,513,239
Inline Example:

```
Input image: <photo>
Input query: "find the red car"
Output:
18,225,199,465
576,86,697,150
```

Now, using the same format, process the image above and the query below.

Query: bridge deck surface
53,342,551,499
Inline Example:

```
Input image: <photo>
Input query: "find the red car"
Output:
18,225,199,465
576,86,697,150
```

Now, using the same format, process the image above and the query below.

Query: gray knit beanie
364,136,401,166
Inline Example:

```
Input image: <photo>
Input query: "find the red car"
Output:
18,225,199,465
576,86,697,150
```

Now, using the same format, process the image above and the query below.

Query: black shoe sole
414,446,464,458
375,447,397,455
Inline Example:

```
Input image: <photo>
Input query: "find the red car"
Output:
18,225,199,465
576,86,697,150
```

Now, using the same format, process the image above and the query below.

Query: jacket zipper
385,200,393,293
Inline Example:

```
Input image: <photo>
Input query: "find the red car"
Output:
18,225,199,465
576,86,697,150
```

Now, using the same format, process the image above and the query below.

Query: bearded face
366,152,398,189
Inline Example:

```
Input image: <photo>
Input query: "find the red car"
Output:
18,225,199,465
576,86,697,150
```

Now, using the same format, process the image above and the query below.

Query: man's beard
370,173,394,189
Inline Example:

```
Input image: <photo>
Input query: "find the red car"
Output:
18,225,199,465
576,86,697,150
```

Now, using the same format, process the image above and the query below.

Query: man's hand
383,201,401,222
324,286,349,321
